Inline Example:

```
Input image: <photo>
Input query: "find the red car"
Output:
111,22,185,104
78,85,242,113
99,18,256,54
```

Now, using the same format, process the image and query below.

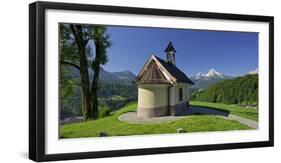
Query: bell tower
165,41,176,67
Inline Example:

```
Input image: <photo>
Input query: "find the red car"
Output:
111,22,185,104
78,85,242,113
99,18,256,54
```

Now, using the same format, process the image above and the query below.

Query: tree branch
84,38,90,46
61,60,80,70
69,24,77,39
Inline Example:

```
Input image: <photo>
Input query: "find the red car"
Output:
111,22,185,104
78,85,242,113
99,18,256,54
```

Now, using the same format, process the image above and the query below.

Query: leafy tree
59,24,112,121
59,66,80,119
91,26,112,119
68,24,92,120
59,25,81,119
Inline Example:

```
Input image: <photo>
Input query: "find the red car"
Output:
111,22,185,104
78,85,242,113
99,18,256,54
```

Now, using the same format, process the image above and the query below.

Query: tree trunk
70,25,92,121
91,42,101,119
79,47,92,120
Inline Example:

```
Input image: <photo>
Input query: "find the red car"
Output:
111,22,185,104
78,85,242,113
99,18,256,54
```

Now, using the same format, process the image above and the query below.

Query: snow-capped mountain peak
206,69,224,78
248,68,258,74
195,72,206,79
193,69,225,80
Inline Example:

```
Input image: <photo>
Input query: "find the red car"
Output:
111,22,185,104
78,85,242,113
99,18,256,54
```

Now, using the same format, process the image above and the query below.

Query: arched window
179,88,183,101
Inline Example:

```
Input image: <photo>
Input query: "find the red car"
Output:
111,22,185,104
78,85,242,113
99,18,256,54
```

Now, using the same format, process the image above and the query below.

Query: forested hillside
191,74,258,105
60,66,137,119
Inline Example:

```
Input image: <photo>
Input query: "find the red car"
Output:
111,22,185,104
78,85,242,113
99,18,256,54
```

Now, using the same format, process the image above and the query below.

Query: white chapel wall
137,84,169,108
169,83,189,106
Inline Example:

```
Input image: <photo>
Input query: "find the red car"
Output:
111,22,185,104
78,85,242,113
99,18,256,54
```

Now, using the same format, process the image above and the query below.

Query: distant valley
60,66,137,119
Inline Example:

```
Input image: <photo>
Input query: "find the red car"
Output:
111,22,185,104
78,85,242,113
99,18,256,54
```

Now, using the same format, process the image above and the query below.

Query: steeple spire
165,41,176,53
165,41,176,66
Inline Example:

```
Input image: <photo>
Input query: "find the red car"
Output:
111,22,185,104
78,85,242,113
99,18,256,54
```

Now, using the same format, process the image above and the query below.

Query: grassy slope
60,103,251,138
190,101,258,121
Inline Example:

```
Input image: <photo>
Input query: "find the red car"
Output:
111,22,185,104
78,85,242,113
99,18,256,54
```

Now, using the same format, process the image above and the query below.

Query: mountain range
68,65,258,90
190,69,234,89
68,66,136,85
91,67,136,84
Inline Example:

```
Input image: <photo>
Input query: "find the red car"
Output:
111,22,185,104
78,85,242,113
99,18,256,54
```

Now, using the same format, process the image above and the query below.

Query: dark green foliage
191,74,258,105
59,79,137,120
98,81,137,98
98,106,112,118
59,25,79,114
98,81,137,111
60,86,82,119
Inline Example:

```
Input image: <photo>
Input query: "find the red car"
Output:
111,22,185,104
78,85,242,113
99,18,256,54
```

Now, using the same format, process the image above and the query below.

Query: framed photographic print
29,1,274,162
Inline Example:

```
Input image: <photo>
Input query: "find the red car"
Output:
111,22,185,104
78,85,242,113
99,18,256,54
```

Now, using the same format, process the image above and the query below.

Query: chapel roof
134,60,171,84
134,55,194,85
154,56,194,84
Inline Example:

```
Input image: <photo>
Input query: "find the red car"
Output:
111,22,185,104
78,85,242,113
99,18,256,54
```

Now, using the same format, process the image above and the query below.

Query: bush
98,106,112,118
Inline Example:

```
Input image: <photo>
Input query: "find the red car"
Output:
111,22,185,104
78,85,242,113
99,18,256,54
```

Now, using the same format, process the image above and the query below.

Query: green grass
60,103,252,138
190,101,258,121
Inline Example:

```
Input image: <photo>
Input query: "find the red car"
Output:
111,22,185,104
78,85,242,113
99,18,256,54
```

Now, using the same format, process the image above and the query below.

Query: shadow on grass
178,106,230,117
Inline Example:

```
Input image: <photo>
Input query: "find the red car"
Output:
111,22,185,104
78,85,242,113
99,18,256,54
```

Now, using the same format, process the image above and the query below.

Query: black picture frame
29,1,274,162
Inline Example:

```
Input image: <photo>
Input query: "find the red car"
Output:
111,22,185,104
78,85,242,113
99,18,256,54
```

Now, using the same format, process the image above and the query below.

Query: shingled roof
154,56,194,84
134,55,194,85
134,60,170,84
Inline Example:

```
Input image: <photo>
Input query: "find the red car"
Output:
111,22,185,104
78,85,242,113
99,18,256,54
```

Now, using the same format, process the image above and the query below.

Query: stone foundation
169,101,189,116
137,101,190,117
137,106,169,117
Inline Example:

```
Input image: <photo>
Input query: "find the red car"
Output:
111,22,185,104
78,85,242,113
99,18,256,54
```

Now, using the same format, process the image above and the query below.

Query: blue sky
97,25,258,77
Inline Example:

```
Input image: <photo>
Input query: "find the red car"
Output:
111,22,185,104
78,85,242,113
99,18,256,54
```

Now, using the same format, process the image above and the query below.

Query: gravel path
221,114,258,129
119,106,258,129
119,112,184,124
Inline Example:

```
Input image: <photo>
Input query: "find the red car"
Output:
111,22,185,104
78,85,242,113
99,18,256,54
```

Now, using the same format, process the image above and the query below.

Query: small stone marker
99,132,108,137
177,128,185,133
